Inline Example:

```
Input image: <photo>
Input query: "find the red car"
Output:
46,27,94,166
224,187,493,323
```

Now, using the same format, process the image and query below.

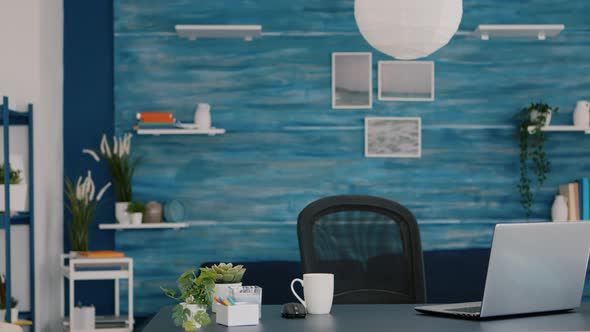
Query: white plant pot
212,283,242,313
0,307,19,323
0,184,28,213
115,202,130,224
530,109,552,127
130,212,143,225
180,303,207,330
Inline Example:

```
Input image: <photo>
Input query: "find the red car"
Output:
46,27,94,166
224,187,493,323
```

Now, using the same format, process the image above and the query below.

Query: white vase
552,195,569,222
130,212,143,225
0,184,28,213
211,282,242,313
530,109,552,126
573,100,590,128
115,202,130,224
0,307,18,322
180,303,207,329
194,103,212,130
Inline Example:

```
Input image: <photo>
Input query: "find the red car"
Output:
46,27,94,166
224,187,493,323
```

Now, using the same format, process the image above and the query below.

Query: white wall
0,1,63,331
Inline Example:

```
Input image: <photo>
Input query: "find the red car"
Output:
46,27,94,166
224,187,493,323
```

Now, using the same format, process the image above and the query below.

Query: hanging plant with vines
514,102,558,218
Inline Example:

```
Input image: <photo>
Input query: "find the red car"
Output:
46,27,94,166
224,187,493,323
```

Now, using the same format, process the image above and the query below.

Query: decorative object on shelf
194,103,212,130
65,171,111,251
551,195,569,222
144,201,163,223
573,100,590,128
472,24,565,41
332,53,372,109
161,269,216,331
164,200,186,223
378,61,434,101
355,0,462,59
72,304,95,331
0,275,18,323
175,25,262,41
201,263,246,313
0,162,27,213
365,117,422,158
83,133,140,224
135,112,177,130
515,102,559,217
126,201,146,225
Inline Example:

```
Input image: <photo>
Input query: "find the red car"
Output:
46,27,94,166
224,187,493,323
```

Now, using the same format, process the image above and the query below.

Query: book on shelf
136,112,175,123
77,251,125,258
559,183,579,221
579,178,590,221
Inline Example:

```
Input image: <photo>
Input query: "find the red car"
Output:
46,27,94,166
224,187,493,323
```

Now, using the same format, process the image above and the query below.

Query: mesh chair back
297,195,426,304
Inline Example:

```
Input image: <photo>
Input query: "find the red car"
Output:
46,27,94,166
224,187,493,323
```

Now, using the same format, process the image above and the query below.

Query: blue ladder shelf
0,96,35,329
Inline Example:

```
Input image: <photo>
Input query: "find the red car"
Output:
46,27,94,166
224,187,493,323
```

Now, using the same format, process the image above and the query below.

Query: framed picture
378,61,434,101
332,52,373,109
365,117,422,158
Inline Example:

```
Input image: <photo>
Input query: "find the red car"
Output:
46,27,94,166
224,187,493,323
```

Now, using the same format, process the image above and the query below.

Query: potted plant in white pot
126,201,145,225
201,263,246,313
0,275,18,323
161,269,216,331
65,171,111,254
0,163,27,213
83,134,139,224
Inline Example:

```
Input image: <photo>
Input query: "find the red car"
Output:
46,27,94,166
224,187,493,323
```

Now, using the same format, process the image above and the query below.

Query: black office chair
297,195,426,304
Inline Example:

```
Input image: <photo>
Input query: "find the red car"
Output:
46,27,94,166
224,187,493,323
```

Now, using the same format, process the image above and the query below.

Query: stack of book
77,251,125,258
559,178,590,221
135,112,178,130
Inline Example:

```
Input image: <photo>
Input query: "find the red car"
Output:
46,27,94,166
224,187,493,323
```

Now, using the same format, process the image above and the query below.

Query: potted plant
83,133,139,224
126,201,145,225
0,163,27,213
515,102,558,217
161,269,216,331
201,263,246,312
0,275,18,322
65,171,111,252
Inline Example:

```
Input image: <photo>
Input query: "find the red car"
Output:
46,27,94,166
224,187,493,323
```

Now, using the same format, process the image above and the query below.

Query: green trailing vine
514,102,558,218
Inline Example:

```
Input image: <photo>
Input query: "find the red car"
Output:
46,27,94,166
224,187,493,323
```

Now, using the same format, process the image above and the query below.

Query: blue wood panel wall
114,0,590,314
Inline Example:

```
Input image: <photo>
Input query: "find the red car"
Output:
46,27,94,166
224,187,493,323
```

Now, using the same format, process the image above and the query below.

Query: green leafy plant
515,102,558,217
0,164,22,185
201,262,246,284
161,269,216,331
0,275,18,309
65,172,111,251
126,201,146,214
84,134,139,202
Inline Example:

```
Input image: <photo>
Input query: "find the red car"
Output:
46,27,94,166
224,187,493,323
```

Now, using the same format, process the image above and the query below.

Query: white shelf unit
472,24,565,40
99,223,188,230
61,255,134,332
135,127,226,136
527,125,590,134
175,25,262,41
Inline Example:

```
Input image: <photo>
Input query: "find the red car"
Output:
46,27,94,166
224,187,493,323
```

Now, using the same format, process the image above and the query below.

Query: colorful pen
227,297,236,306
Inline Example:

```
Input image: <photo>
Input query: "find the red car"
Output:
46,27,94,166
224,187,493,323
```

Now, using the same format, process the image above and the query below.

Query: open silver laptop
415,222,590,319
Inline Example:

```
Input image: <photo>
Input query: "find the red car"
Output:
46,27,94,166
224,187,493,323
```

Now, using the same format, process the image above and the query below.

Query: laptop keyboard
446,306,481,317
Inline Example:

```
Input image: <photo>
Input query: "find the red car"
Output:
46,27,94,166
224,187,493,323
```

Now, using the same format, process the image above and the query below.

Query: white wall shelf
175,25,262,41
472,24,565,40
135,128,226,136
527,125,590,134
99,223,188,230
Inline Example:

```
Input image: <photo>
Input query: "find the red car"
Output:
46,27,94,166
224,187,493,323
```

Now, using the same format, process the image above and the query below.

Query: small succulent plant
201,263,246,284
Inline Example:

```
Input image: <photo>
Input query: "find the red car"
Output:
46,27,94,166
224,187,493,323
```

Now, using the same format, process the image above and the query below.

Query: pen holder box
215,302,259,327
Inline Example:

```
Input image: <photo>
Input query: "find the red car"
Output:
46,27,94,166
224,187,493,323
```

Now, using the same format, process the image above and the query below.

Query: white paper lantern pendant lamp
355,0,463,60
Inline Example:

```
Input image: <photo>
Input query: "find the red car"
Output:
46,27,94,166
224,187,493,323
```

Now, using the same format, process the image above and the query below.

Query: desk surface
143,304,590,331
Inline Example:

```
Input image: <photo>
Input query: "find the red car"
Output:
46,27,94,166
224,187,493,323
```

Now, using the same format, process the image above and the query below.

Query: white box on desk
215,302,259,327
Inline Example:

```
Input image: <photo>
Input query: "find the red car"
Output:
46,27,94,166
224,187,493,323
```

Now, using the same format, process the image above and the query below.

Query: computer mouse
282,302,307,319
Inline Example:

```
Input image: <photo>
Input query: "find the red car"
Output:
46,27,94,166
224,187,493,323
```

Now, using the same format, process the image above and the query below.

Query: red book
136,112,175,123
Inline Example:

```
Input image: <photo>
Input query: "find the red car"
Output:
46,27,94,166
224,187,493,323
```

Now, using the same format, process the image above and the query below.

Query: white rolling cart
61,254,134,331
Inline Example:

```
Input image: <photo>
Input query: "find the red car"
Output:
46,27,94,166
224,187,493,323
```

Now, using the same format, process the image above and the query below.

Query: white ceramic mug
290,273,334,314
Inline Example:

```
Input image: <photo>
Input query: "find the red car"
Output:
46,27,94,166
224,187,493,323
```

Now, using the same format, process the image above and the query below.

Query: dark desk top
143,304,590,332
